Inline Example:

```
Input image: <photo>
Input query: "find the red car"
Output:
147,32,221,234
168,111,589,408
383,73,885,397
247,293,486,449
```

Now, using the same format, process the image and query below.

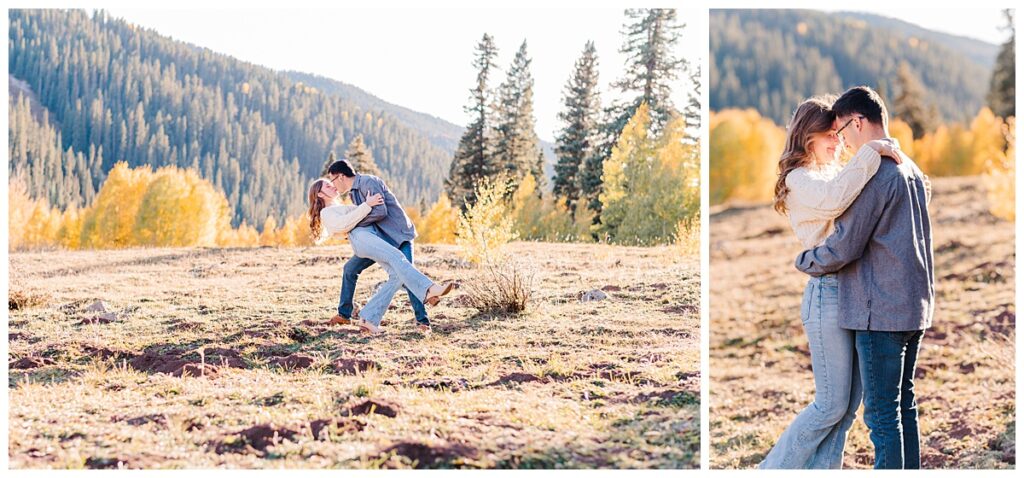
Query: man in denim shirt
796,86,934,469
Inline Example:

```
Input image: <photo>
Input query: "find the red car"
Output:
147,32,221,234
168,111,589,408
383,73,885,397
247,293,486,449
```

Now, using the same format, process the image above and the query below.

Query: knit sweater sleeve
785,144,883,220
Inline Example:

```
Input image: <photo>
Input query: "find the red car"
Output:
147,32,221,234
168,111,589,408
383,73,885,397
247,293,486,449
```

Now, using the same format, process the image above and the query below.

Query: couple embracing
306,159,456,335
762,86,935,469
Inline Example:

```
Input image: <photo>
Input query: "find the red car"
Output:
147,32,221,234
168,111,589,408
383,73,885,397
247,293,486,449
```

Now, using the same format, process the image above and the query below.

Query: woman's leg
759,275,855,469
809,332,863,469
348,228,434,325
359,262,404,327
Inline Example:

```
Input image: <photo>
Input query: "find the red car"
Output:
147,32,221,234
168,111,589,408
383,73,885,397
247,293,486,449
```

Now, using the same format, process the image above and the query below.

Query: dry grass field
710,176,1015,469
8,242,699,469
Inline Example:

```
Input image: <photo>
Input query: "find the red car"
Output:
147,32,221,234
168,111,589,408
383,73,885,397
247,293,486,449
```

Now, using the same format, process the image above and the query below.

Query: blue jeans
338,241,429,326
761,274,862,469
856,329,923,469
344,227,433,327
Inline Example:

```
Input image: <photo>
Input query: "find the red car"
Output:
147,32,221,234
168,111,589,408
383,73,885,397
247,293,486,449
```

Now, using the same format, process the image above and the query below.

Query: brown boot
328,314,350,326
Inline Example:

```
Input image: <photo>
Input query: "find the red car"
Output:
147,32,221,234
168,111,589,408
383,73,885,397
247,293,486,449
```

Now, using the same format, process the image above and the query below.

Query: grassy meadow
709,176,1015,469
8,242,699,469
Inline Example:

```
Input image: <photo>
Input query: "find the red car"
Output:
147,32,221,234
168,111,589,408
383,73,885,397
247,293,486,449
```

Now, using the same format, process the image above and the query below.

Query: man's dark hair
832,86,888,129
327,159,356,178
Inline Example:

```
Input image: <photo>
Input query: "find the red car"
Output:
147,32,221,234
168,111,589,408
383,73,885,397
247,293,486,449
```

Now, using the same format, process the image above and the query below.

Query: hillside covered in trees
8,9,453,227
710,9,997,125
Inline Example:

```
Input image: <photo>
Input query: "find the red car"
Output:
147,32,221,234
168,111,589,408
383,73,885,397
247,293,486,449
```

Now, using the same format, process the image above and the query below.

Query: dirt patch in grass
128,347,247,378
309,417,365,438
331,358,379,375
347,399,400,418
379,441,479,469
213,424,300,455
9,290,50,310
10,356,56,369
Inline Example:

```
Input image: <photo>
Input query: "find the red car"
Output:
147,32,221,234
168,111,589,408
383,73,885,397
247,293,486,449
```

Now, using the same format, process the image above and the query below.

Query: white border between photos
1,0,1021,476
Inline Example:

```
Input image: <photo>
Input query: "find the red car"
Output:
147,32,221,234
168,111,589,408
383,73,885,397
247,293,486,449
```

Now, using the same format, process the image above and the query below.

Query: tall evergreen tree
893,62,931,139
446,33,499,208
345,134,382,177
608,9,685,136
494,40,544,190
683,65,701,141
588,9,685,215
988,9,1015,119
320,151,336,177
553,41,602,214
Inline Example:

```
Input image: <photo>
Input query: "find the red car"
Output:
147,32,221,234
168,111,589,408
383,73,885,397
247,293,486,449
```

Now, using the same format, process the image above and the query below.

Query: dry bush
675,214,700,257
462,259,535,315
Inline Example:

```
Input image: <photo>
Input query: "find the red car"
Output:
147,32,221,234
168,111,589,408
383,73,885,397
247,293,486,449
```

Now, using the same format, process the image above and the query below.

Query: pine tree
447,33,499,208
607,9,685,137
345,134,382,177
554,41,602,215
987,9,1015,120
494,40,544,190
893,62,931,139
683,65,701,141
320,151,336,177
590,9,685,215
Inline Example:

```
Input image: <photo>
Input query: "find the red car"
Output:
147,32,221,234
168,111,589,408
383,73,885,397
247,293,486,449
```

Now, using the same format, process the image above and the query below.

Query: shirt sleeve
795,174,895,276
785,144,882,220
355,177,389,227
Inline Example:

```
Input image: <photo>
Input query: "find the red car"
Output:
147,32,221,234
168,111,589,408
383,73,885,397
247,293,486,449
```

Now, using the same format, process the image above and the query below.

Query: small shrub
675,214,700,257
463,259,534,315
456,175,518,264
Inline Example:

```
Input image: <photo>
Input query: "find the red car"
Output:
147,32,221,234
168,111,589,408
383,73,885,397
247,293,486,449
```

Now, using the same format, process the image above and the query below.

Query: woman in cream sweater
759,96,903,469
306,178,455,335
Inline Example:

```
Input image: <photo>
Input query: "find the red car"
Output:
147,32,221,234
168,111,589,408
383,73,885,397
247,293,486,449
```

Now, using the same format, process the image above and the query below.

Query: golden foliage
709,109,786,205
80,162,154,248
456,175,518,264
711,108,1014,205
415,195,459,244
599,106,700,245
510,174,593,243
133,167,232,247
984,117,1015,221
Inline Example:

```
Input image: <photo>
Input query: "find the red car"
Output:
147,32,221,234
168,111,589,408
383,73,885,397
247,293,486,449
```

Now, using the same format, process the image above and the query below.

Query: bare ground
8,242,699,469
710,176,1015,469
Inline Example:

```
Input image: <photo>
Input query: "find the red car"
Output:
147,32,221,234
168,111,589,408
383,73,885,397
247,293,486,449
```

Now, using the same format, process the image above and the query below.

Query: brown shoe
424,282,457,306
328,314,350,326
417,323,432,335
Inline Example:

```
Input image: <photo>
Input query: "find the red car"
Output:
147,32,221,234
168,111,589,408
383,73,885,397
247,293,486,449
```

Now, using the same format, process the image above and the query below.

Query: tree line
710,9,997,127
8,9,450,229
446,9,700,241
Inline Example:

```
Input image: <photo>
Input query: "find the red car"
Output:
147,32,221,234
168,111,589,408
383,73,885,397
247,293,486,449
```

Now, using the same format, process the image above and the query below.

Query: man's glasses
836,115,865,137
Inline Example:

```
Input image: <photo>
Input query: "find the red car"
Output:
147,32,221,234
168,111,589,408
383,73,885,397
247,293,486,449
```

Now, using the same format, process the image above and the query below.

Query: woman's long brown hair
773,95,837,215
307,179,329,244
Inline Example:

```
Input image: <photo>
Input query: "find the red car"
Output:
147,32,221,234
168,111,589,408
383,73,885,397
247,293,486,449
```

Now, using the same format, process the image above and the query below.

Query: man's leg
339,256,374,318
900,330,924,469
399,241,430,326
856,330,907,469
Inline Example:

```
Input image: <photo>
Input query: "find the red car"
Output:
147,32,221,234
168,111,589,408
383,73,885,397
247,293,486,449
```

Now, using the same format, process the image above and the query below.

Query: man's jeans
338,240,429,326
856,329,924,469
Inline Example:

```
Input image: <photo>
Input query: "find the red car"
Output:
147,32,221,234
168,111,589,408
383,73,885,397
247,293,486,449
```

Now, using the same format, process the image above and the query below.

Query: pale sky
826,8,1011,45
105,8,707,143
